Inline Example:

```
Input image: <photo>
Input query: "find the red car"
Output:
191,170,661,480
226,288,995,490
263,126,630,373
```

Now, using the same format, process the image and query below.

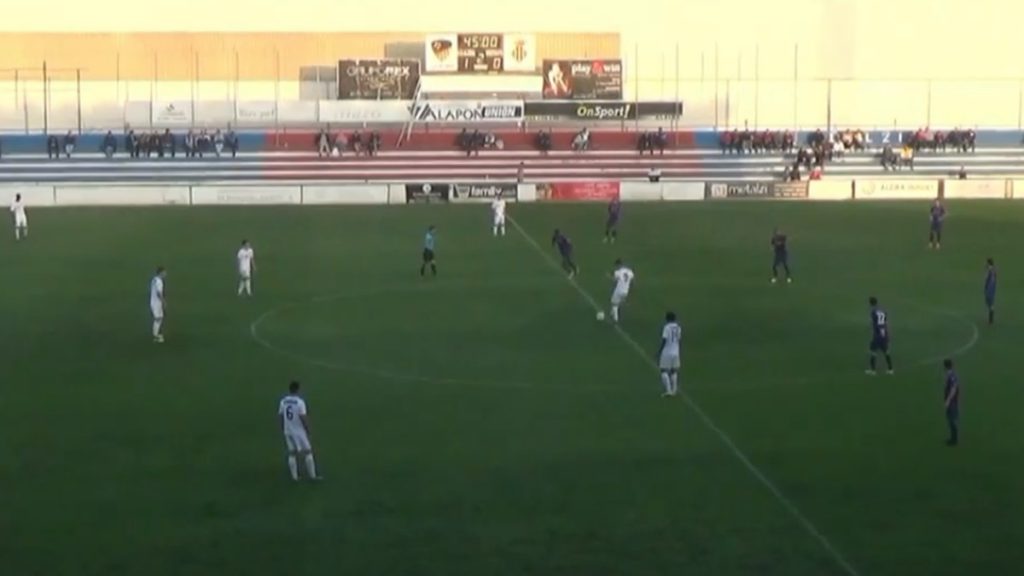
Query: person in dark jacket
225,128,238,158
125,130,136,159
102,131,117,158
163,129,175,158
47,134,59,159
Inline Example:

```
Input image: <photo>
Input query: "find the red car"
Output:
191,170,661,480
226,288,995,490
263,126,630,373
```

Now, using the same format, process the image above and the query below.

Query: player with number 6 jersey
278,381,320,481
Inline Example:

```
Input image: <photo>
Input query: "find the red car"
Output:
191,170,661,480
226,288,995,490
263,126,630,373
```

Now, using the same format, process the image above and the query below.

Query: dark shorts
869,335,890,353
946,406,959,423
930,222,942,233
422,248,435,262
985,291,996,306
607,216,619,227
774,252,788,264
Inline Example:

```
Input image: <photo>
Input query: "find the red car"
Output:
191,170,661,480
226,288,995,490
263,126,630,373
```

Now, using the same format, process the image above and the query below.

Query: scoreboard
458,34,503,74
425,33,536,74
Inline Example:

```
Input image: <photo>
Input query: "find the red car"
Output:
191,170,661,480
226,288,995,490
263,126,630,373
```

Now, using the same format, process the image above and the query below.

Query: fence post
76,69,83,134
753,44,760,129
926,79,932,127
826,78,832,134
1017,80,1022,130
42,61,49,134
713,44,719,131
792,44,798,130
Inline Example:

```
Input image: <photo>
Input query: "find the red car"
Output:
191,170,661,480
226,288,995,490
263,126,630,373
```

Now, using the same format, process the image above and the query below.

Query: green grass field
2,201,1023,576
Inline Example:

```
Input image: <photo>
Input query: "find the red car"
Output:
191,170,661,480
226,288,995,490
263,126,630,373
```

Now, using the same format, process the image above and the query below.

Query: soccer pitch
2,201,1023,576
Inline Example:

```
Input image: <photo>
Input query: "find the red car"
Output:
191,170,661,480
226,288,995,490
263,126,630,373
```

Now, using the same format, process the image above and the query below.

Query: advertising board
405,183,451,203
855,180,939,200
450,183,518,203
523,101,682,121
337,59,420,100
151,101,193,127
542,59,623,100
191,186,301,205
409,100,524,123
942,179,1008,199
318,101,411,123
536,181,620,201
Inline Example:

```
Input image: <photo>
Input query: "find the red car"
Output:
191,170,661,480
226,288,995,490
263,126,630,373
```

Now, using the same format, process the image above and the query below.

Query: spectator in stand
571,128,590,152
469,130,483,156
809,165,823,180
880,144,896,171
484,131,497,149
647,166,662,183
0,136,3,159
102,131,117,158
900,144,915,171
214,129,225,158
199,129,212,158
62,131,76,158
351,130,364,156
535,130,552,155
958,165,967,180
124,130,135,159
317,128,330,158
46,134,59,159
368,131,381,156
457,128,470,155
226,128,238,158
163,129,176,158
185,130,196,158
517,162,525,183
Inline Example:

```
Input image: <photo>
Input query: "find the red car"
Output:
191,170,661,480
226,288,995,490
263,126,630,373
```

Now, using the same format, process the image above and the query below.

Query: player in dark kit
928,199,946,249
866,296,894,375
551,229,579,278
604,197,621,243
984,257,997,325
770,228,792,284
420,225,437,277
943,359,960,446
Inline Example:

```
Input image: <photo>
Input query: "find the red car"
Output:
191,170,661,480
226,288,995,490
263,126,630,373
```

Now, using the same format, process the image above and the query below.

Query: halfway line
508,215,862,576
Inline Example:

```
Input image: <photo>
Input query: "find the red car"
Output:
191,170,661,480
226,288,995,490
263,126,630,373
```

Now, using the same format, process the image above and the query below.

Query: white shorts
284,431,312,453
659,353,681,371
15,214,27,227
239,269,251,280
150,303,163,320
611,289,629,306
493,214,506,226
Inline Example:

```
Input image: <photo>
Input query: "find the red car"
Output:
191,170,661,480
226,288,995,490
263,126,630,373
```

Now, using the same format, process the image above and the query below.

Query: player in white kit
236,240,256,296
10,193,27,241
278,381,320,481
491,197,507,236
150,267,167,343
658,311,683,396
609,259,635,323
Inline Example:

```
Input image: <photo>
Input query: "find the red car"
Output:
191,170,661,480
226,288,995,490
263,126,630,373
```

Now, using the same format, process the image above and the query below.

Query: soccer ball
596,311,606,321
